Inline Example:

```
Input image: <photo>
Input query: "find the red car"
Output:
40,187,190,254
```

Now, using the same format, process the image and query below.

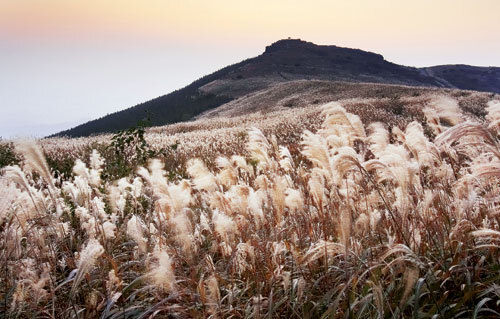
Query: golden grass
1,95,500,318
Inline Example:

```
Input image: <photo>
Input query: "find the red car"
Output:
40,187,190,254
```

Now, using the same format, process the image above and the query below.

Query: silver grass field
1,94,500,318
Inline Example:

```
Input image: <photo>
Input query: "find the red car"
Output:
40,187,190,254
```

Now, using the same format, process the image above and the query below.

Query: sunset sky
1,0,499,137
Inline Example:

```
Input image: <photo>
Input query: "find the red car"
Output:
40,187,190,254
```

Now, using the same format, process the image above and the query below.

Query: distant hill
421,65,500,93
54,39,500,138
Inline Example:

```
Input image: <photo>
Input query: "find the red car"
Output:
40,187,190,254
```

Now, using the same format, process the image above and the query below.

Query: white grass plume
14,140,58,209
279,146,294,172
285,188,303,213
301,130,331,173
429,95,463,126
212,209,238,241
89,149,104,171
137,159,169,197
2,166,42,215
71,239,104,297
231,155,254,177
0,179,18,225
302,240,344,265
486,100,500,131
147,246,176,293
247,127,271,170
331,146,361,185
187,158,217,192
170,209,195,256
404,121,437,168
216,156,237,189
368,122,389,155
308,172,326,209
247,188,266,228
127,215,148,253
233,242,255,275
163,180,192,215
321,102,366,142
14,140,55,191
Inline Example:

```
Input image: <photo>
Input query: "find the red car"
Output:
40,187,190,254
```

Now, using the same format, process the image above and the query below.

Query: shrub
0,141,19,168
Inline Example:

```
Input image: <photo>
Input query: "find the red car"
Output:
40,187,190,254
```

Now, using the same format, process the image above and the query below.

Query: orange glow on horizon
2,1,499,42
1,0,499,66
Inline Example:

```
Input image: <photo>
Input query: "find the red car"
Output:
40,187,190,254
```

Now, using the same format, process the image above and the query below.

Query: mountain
54,39,500,138
421,64,500,93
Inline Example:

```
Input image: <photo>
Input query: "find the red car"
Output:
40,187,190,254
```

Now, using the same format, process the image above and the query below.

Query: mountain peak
263,38,384,63
54,39,500,138
264,38,316,53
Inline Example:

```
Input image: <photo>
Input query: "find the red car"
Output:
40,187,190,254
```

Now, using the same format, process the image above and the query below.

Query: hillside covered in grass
2,88,500,317
54,39,500,138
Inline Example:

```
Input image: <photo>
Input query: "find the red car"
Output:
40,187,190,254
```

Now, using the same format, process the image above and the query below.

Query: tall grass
1,96,500,318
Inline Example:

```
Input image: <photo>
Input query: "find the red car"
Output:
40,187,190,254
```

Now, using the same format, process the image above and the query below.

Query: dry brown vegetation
1,94,500,318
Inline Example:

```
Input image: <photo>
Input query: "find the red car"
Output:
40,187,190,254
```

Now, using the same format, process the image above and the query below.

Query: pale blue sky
0,40,258,138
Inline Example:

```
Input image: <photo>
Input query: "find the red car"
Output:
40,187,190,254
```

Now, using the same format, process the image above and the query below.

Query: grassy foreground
1,97,500,318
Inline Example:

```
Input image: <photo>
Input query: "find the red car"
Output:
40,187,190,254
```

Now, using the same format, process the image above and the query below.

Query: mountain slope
55,39,500,138
422,65,500,93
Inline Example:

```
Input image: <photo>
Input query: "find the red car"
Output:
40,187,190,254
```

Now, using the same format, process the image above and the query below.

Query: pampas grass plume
71,239,104,297
148,247,176,293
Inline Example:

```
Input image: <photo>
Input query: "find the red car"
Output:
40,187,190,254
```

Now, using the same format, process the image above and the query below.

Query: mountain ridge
54,39,500,138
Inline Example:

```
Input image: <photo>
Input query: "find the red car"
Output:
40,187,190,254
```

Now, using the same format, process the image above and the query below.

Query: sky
1,0,499,138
